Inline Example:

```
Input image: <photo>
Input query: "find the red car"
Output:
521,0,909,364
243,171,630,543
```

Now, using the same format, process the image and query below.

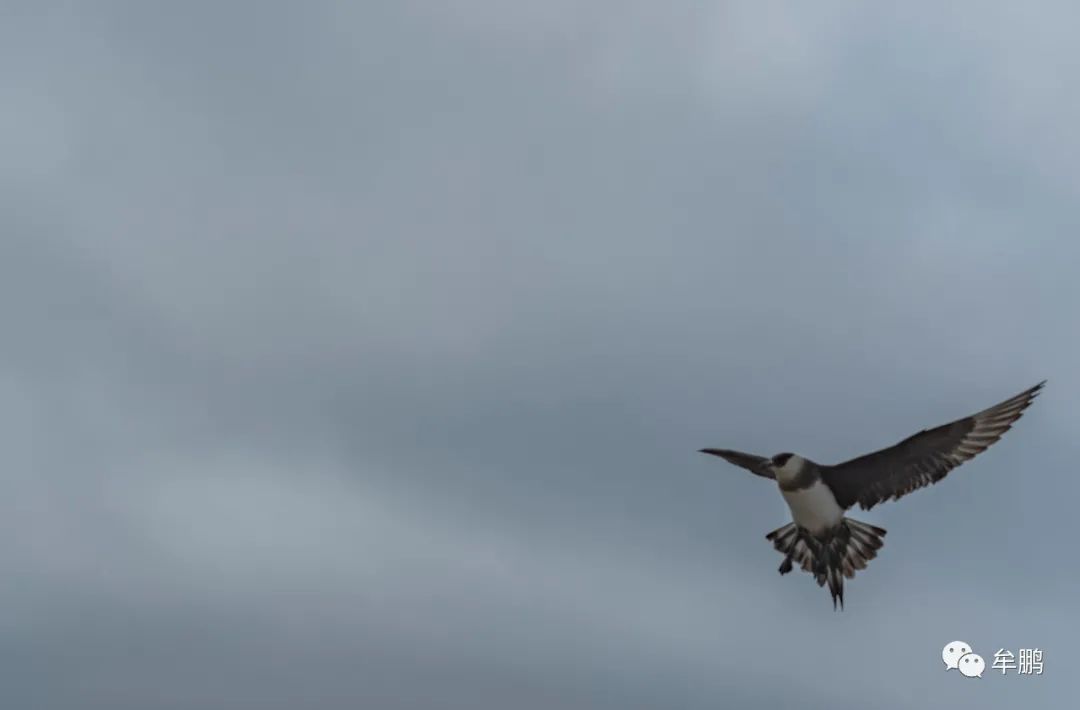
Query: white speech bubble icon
942,641,972,671
958,652,985,678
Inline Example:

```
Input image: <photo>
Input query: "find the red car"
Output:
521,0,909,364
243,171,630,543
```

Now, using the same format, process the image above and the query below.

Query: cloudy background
3,1,1077,707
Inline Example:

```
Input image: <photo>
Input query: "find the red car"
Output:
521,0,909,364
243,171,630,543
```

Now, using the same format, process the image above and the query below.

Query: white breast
781,480,844,535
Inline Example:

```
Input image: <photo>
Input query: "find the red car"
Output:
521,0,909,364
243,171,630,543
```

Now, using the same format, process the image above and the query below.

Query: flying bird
700,381,1045,610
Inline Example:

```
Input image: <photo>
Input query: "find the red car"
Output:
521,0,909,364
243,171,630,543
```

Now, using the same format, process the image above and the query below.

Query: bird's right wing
821,381,1045,511
699,448,775,479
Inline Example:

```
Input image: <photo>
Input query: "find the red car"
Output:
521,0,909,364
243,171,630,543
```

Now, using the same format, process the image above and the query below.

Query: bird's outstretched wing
821,381,1045,511
699,448,775,480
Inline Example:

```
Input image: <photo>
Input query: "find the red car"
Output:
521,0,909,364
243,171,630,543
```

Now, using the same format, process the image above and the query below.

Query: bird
699,381,1045,610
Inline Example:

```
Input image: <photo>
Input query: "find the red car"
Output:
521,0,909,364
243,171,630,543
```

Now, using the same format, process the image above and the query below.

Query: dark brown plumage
698,448,775,479
822,381,1045,510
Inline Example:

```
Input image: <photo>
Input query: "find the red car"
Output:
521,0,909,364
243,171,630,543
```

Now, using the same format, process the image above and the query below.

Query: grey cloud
2,1,1077,707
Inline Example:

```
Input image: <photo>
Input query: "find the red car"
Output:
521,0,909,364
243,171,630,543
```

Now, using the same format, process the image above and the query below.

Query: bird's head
768,452,805,482
770,452,794,468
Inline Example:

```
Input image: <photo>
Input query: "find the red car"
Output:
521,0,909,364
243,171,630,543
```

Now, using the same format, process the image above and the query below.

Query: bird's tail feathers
765,518,887,610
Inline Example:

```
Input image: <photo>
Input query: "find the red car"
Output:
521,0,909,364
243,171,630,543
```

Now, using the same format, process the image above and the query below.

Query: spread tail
765,518,887,610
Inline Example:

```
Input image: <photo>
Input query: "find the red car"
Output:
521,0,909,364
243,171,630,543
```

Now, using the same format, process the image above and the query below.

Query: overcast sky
3,1,1078,708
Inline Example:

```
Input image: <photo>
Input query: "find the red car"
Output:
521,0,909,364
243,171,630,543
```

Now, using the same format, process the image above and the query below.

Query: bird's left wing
821,381,1045,511
699,449,775,479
